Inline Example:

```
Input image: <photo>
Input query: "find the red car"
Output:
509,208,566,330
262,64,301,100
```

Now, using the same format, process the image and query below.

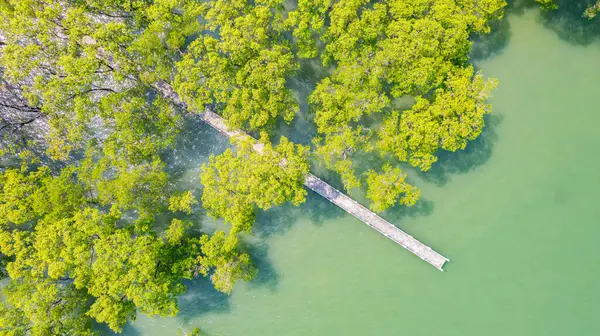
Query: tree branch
67,87,116,100
0,102,42,114
0,114,44,132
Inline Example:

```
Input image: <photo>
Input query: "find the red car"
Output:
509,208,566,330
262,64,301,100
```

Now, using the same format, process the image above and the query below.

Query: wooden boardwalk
304,174,449,270
153,81,449,270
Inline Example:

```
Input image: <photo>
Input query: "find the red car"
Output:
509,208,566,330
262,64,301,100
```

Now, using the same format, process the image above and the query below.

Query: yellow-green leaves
458,0,507,33
88,231,183,331
0,162,217,334
0,0,197,160
200,148,256,233
378,67,497,171
584,1,600,18
174,0,299,131
200,136,310,233
197,231,256,294
222,46,299,130
0,166,85,228
0,44,42,83
169,191,198,214
535,0,559,10
365,163,420,212
311,77,388,134
314,126,372,190
99,92,180,164
285,0,333,58
96,160,168,224
1,278,93,336
323,0,386,66
165,219,190,245
0,168,46,226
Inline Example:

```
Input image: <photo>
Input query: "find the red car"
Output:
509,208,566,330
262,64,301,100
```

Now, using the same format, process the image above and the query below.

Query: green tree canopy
0,0,203,160
288,0,504,197
0,164,255,334
365,163,421,212
377,67,498,171
200,135,310,233
173,0,299,131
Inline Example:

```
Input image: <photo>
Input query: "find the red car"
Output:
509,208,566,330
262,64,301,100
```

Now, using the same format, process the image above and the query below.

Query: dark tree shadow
275,58,333,146
417,114,503,186
506,0,540,16
469,0,600,64
470,13,513,62
107,216,285,333
500,0,600,47
171,235,283,323
470,0,554,63
244,241,280,292
536,0,600,46
383,198,435,225
100,274,235,332
174,278,231,325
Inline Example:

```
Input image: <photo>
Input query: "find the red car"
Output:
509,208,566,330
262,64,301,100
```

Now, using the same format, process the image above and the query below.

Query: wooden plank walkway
304,174,449,270
153,81,449,270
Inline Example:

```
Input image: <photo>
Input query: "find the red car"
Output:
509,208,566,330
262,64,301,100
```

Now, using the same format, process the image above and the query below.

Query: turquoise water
121,6,600,336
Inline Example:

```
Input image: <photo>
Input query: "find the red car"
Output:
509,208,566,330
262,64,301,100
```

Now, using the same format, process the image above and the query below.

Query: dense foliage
294,0,503,199
0,0,507,333
0,0,253,334
174,0,298,131
0,163,257,334
201,135,310,233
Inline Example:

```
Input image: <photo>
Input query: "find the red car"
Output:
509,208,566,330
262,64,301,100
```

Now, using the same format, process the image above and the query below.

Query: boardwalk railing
154,81,450,271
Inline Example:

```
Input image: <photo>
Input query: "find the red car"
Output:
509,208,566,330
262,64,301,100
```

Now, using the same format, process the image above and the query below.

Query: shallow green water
121,7,600,336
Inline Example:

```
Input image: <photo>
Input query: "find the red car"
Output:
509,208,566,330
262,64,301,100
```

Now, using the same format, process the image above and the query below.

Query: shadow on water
384,197,435,226
470,12,513,62
417,114,503,187
174,278,231,325
499,0,600,48
172,237,282,324
109,230,282,334
536,0,600,46
470,0,600,63
470,0,547,63
244,241,280,291
276,58,333,146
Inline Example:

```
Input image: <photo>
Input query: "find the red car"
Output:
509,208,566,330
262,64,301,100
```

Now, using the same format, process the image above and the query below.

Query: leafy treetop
174,0,299,131
201,135,310,233
288,0,504,196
